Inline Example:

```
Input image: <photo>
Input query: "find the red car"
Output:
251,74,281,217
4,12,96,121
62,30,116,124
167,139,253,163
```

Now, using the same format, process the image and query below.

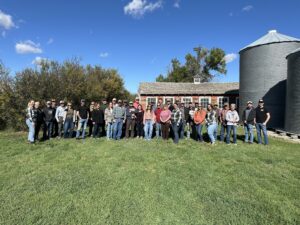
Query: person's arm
143,112,146,124
264,113,271,125
76,110,81,120
177,110,182,126
235,111,240,124
225,111,231,123
55,107,59,122
63,109,66,123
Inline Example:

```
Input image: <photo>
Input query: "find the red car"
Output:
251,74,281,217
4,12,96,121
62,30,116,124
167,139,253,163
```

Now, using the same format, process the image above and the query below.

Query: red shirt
154,108,162,123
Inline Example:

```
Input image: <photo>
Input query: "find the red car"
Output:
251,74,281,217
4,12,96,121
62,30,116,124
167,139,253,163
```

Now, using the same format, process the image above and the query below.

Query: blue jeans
106,122,113,139
256,123,269,145
26,119,35,143
226,125,237,144
244,123,254,143
171,122,182,144
195,124,203,142
64,118,74,138
207,122,217,143
76,119,88,139
220,124,227,142
144,120,153,140
155,123,161,138
180,121,186,139
113,118,123,140
43,121,53,140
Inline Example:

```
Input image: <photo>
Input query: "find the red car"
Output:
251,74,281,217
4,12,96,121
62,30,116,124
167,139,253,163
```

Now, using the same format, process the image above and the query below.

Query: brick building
137,78,239,109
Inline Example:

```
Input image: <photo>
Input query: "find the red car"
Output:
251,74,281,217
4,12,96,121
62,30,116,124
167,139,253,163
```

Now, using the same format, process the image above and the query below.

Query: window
218,97,229,108
163,97,174,105
146,97,157,106
181,97,192,107
194,78,201,84
199,97,211,108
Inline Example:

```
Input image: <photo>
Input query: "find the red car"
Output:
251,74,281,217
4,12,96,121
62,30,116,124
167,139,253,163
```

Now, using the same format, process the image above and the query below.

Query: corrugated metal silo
285,48,300,134
239,30,300,128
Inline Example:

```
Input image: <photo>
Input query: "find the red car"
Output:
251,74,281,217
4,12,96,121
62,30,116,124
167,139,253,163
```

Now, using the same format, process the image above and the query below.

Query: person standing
112,100,126,140
100,99,108,137
187,102,195,139
193,105,206,142
255,99,271,145
34,101,44,141
125,101,137,138
154,103,162,138
63,102,76,138
105,102,114,140
112,98,117,108
133,97,140,109
43,100,55,140
160,104,171,140
206,104,218,145
88,101,95,137
143,105,156,141
55,100,66,138
76,99,89,139
219,103,229,142
226,104,240,145
170,103,182,144
91,103,105,138
26,100,35,144
242,101,256,144
135,104,144,138
51,99,58,137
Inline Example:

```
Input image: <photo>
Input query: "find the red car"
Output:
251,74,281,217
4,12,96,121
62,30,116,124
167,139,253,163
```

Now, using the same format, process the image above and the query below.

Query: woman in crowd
26,100,35,144
206,104,218,145
160,104,171,141
135,104,144,138
143,104,155,140
105,102,114,140
63,102,76,138
170,103,182,144
92,103,105,138
193,104,206,142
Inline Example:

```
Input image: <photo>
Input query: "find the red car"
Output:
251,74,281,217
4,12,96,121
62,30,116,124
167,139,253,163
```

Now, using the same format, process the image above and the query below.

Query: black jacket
242,107,256,125
91,109,104,124
43,107,55,122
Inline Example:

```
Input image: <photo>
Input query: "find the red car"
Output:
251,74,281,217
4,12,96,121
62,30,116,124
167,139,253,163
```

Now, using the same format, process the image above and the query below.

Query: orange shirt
194,110,207,124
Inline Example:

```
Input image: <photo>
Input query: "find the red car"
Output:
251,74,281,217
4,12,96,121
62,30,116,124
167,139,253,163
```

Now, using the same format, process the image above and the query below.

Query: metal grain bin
239,30,300,128
285,48,300,134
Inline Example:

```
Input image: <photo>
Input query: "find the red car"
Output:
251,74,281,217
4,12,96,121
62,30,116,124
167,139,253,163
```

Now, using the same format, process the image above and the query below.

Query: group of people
25,97,271,145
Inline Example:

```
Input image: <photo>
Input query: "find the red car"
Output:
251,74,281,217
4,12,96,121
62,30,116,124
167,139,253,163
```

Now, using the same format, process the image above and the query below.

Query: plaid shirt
171,108,182,125
112,105,125,119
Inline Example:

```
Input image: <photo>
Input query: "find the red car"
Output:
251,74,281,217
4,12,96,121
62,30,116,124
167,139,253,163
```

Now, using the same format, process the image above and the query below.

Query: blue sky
1,0,300,93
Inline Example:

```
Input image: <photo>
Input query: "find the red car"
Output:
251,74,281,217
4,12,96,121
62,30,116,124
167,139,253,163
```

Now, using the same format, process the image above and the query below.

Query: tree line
0,59,134,130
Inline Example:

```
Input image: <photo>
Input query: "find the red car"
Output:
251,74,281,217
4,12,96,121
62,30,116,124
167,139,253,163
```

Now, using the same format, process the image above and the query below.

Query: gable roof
240,30,300,53
138,82,239,95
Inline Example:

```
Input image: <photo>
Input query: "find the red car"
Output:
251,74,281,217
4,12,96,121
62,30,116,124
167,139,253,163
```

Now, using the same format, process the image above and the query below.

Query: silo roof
240,30,300,52
286,47,300,58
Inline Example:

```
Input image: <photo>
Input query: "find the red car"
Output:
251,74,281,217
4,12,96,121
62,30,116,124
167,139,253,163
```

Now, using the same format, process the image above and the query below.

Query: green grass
0,131,299,225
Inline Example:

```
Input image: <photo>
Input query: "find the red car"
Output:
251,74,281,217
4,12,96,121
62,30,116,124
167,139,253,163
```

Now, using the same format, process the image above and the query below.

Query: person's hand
263,122,266,126
93,122,95,125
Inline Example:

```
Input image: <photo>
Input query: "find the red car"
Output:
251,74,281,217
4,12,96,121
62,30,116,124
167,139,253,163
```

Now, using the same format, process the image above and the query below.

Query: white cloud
47,38,54,44
99,52,109,58
242,5,253,12
173,0,180,8
15,40,43,54
124,0,162,18
223,53,238,63
32,56,48,66
0,10,15,29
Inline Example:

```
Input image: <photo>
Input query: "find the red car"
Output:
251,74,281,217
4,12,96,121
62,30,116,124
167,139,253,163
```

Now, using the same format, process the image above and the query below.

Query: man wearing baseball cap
76,99,89,139
55,100,66,138
242,101,256,144
133,97,140,109
254,99,271,145
112,99,126,140
43,100,55,140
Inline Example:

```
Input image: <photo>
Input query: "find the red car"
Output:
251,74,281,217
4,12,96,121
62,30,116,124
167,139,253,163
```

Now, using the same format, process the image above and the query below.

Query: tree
156,46,227,82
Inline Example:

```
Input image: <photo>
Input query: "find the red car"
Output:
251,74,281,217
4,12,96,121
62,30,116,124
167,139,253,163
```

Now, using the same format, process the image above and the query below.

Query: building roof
240,30,300,52
138,82,239,95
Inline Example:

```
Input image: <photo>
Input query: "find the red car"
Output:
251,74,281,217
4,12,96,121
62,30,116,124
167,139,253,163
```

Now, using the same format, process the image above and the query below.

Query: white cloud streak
223,53,238,63
173,0,180,8
99,52,109,58
15,40,43,54
242,5,253,12
0,10,15,29
32,56,48,66
124,0,162,18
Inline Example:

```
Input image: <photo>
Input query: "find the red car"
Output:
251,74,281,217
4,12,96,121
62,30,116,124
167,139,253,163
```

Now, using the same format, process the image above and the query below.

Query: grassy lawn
0,131,299,225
